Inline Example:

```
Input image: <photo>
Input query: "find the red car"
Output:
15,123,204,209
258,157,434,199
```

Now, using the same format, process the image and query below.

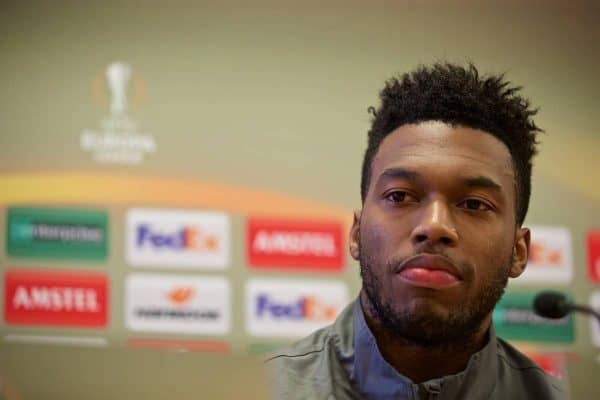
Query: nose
410,199,459,247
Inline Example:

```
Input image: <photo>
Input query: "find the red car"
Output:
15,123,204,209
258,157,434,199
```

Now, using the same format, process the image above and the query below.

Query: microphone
533,291,600,326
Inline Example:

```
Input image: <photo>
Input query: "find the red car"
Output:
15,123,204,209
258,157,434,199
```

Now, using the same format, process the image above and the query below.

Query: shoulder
264,324,339,399
494,337,568,399
266,323,336,374
266,300,355,371
264,302,357,399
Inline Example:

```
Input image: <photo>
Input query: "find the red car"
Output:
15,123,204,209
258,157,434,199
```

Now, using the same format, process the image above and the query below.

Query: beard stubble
359,241,512,348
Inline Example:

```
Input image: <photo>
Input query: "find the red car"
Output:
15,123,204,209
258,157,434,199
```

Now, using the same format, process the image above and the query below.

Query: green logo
493,291,574,343
6,207,108,260
9,219,34,242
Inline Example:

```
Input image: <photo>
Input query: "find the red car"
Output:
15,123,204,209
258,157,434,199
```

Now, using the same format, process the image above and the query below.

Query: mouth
394,254,463,289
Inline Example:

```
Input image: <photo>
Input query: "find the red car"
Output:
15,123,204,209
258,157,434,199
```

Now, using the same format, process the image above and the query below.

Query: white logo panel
125,273,230,334
126,208,230,269
511,226,573,285
245,278,348,338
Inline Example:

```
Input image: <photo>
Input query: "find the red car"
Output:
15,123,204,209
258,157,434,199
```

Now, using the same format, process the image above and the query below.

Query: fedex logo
245,279,348,338
126,209,230,269
136,225,218,251
511,226,573,285
256,294,337,321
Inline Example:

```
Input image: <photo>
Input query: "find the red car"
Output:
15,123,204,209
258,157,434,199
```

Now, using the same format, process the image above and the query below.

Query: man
266,63,566,399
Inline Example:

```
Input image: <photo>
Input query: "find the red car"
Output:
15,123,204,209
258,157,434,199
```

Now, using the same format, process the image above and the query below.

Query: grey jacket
266,301,567,400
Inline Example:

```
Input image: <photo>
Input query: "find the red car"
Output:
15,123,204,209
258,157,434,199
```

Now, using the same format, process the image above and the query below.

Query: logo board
246,218,344,271
512,226,573,284
4,269,108,328
125,273,230,335
126,208,230,269
245,278,348,338
6,207,108,260
587,230,600,284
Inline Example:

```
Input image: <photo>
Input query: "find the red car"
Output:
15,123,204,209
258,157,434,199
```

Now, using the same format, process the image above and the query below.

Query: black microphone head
533,291,570,319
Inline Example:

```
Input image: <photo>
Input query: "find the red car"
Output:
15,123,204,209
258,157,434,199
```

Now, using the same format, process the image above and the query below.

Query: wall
1,1,599,398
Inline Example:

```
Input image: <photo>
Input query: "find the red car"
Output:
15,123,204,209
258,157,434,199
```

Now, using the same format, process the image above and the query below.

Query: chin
398,297,455,319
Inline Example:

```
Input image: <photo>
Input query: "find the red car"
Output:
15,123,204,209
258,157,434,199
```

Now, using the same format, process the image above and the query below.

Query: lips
395,254,463,289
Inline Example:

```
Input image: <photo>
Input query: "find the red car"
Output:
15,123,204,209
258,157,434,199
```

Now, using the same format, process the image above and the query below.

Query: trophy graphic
106,61,132,116
81,60,155,164
102,61,137,132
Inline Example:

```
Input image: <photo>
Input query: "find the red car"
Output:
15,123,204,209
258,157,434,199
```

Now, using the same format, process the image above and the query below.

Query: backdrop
1,1,599,398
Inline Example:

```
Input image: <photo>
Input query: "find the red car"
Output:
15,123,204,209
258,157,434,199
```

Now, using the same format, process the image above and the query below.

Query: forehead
371,121,514,187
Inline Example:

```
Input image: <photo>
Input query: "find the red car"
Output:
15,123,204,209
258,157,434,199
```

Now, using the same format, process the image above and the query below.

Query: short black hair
361,62,542,225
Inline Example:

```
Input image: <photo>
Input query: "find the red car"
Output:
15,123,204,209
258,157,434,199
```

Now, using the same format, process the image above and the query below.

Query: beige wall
1,1,599,398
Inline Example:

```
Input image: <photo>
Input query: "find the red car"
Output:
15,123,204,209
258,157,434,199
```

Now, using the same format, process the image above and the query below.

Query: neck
359,291,491,383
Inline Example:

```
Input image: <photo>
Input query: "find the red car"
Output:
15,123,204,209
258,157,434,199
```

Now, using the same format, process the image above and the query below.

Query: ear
510,227,530,278
349,209,361,261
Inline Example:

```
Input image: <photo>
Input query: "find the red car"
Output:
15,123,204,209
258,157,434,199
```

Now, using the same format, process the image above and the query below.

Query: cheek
464,226,513,280
486,224,515,261
479,235,498,260
460,216,512,256
360,212,405,261
360,221,385,260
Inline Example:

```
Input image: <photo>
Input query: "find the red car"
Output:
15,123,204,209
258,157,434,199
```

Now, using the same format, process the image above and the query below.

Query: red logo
527,353,566,379
246,218,344,271
4,269,108,328
588,230,600,283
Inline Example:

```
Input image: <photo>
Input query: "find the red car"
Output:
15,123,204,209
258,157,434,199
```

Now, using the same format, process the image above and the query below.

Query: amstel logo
247,217,344,272
4,269,108,328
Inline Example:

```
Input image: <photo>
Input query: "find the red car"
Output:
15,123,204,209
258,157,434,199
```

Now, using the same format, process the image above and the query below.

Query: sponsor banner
125,273,230,334
493,291,574,343
246,218,344,271
587,230,600,284
512,226,573,284
126,208,230,269
591,291,600,347
6,207,108,260
245,278,348,338
4,269,108,328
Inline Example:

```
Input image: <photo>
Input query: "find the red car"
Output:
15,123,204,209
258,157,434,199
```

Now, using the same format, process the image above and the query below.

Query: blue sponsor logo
255,294,335,321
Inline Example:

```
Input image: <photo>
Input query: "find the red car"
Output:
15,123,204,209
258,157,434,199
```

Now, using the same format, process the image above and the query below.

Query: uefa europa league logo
106,62,132,116
81,61,156,165
91,61,146,126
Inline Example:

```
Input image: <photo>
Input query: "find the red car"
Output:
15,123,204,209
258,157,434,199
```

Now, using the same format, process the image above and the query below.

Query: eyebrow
379,168,421,182
378,167,503,191
460,176,502,191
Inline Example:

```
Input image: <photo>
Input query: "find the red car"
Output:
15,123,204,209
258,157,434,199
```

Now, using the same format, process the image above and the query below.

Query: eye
384,190,417,204
459,198,492,211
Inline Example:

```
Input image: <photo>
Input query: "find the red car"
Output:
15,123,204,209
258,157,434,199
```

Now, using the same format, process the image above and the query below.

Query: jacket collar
333,298,498,400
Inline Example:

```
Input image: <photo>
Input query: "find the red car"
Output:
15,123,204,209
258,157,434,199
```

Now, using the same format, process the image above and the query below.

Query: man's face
350,121,530,346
